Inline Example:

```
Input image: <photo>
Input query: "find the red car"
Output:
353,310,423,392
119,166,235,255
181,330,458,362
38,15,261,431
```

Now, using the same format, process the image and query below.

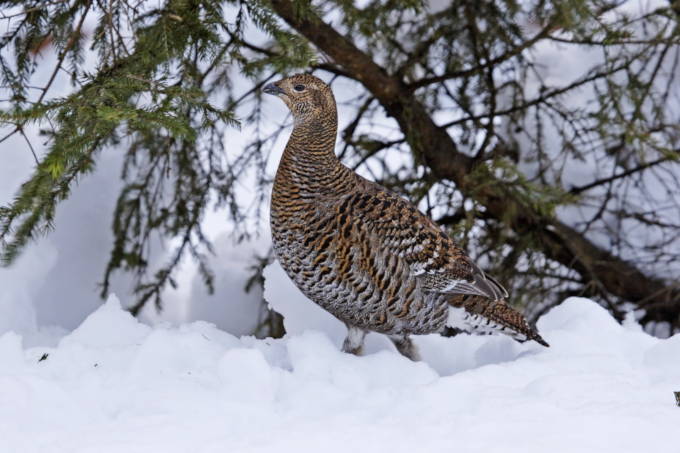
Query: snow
1,292,678,453
183,235,269,336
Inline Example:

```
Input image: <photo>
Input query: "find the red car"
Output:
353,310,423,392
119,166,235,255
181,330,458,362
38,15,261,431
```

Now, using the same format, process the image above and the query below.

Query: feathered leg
389,335,421,361
342,325,367,355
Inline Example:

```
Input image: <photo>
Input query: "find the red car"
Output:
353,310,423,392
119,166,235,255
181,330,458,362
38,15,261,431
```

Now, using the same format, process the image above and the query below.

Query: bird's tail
445,294,549,347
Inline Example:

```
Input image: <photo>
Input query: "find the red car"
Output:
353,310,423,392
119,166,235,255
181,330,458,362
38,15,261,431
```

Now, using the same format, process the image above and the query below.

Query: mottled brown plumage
265,74,548,360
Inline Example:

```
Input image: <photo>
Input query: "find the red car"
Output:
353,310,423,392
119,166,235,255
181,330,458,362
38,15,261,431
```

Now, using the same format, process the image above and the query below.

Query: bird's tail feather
445,294,549,347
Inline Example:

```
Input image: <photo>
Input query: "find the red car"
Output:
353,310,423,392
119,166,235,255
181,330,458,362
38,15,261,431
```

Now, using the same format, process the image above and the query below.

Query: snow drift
0,292,678,453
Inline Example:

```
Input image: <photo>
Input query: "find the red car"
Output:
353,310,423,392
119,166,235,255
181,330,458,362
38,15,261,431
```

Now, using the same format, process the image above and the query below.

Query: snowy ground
1,289,678,453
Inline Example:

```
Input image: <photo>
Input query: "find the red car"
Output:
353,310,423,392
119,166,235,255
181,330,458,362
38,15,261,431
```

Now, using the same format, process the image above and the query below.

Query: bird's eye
294,84,305,92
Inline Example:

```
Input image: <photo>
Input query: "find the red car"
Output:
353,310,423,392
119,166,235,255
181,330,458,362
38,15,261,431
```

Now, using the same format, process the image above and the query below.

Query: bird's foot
389,335,421,361
342,325,367,356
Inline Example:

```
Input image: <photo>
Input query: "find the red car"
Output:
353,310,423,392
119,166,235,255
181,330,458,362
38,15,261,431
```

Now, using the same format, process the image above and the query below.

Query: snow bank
0,295,678,453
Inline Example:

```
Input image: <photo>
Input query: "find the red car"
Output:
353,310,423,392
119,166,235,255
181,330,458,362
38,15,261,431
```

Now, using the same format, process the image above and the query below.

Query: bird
264,73,549,360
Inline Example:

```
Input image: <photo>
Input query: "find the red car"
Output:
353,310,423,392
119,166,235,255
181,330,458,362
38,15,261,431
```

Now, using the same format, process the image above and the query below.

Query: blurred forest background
0,0,678,339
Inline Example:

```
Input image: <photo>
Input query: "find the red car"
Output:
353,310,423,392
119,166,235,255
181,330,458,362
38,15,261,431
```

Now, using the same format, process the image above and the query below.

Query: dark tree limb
569,155,676,195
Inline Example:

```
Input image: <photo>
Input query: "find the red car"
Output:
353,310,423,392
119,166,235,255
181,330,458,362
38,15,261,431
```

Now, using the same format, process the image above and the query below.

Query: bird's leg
389,335,421,361
342,325,367,355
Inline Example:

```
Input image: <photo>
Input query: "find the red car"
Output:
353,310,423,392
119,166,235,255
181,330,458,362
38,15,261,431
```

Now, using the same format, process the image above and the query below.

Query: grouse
265,73,549,360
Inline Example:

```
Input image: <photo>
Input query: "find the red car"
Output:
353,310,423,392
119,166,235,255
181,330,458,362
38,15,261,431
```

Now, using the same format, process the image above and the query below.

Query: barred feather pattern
268,74,548,353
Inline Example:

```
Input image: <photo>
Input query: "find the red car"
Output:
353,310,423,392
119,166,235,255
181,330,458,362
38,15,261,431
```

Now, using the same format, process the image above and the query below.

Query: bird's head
263,74,336,126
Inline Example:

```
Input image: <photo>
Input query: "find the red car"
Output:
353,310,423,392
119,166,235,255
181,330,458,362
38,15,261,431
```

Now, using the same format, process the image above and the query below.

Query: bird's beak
263,83,285,96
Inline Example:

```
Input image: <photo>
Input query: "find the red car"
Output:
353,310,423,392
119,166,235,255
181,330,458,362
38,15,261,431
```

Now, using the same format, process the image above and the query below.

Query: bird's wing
340,181,508,301
419,260,509,300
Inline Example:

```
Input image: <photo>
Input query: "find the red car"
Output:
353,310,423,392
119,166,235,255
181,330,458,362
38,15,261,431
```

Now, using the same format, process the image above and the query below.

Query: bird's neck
276,114,347,193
